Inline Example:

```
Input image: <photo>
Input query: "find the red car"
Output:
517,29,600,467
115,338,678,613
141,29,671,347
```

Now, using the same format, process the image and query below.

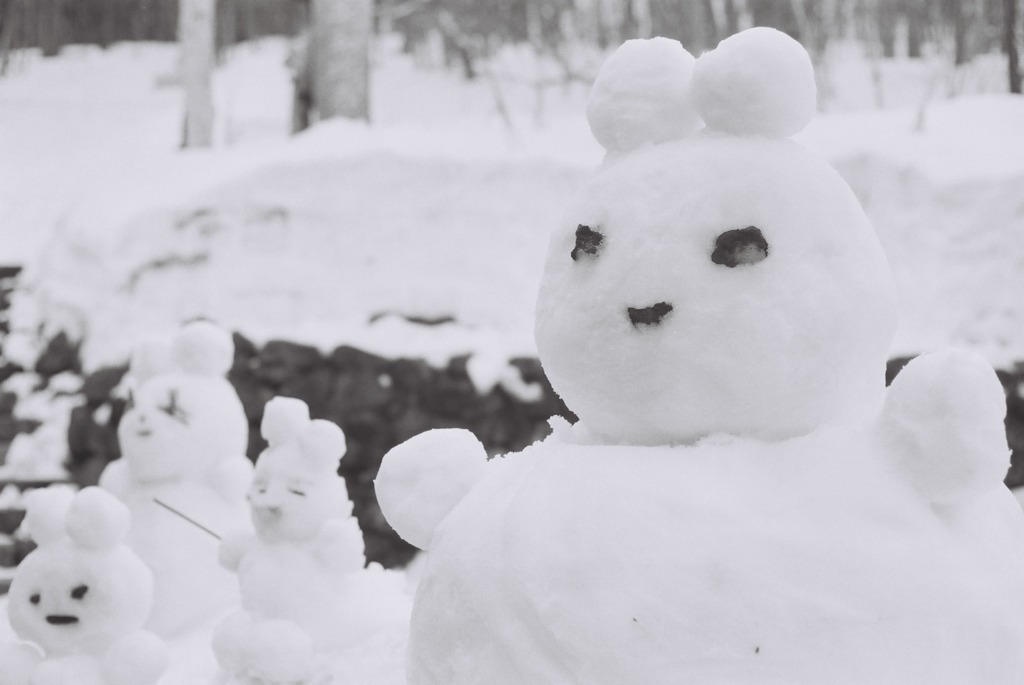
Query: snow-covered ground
0,36,1022,373
0,32,1022,685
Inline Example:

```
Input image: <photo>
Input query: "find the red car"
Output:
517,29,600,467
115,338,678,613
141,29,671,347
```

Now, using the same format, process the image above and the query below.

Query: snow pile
214,397,409,684
1,487,167,685
99,321,253,637
376,29,1024,684
2,36,1022,377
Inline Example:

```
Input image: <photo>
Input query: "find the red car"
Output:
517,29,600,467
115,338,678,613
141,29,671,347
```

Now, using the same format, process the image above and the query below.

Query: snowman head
248,397,351,544
117,320,248,483
7,487,154,657
535,29,898,446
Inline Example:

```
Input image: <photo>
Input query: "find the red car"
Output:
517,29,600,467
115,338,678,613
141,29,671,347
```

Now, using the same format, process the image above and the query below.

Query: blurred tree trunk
723,0,740,35
906,0,927,58
749,0,801,40
180,0,216,148
877,0,896,57
310,0,372,122
1007,0,1022,92
942,0,970,65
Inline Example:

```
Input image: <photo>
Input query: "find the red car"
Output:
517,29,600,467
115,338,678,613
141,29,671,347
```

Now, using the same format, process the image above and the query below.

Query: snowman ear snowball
693,26,816,138
261,396,311,448
299,420,347,471
65,487,132,550
172,320,235,377
587,36,702,153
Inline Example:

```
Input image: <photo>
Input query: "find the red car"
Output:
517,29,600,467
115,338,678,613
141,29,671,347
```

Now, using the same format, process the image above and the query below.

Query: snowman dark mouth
628,302,673,328
46,615,79,625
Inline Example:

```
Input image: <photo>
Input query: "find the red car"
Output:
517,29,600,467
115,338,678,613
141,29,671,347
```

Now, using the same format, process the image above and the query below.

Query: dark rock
885,356,916,386
386,358,435,396
329,345,389,373
34,331,81,377
232,331,259,361
0,362,19,386
0,265,22,280
327,368,392,417
252,340,323,386
0,392,16,415
0,416,39,442
280,368,337,419
81,366,128,407
420,356,479,419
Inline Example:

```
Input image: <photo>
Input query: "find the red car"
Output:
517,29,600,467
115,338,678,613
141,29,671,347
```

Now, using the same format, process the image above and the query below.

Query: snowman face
535,135,898,445
117,372,248,483
248,445,350,544
8,541,152,655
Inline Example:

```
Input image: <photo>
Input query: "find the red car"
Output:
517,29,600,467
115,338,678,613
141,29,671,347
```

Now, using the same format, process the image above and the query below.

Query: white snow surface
0,37,1021,373
0,31,1022,685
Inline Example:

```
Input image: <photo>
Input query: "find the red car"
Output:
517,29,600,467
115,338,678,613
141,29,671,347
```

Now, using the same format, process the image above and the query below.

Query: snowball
882,349,1011,504
587,37,701,154
535,136,897,445
299,420,347,471
172,319,235,376
693,27,816,138
65,486,131,550
21,486,76,545
375,428,488,550
260,395,311,448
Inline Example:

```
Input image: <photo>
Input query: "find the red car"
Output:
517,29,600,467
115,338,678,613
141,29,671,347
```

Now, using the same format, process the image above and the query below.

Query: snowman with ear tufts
99,320,253,637
213,397,409,685
375,27,1024,685
0,487,167,685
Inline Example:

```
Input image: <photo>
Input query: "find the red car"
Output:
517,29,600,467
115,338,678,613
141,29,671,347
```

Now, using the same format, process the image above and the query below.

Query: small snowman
376,28,1024,684
213,397,407,685
99,320,253,636
0,487,167,685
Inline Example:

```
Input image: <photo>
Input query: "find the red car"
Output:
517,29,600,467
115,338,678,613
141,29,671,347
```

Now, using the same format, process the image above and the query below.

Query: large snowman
375,28,1024,684
99,320,253,636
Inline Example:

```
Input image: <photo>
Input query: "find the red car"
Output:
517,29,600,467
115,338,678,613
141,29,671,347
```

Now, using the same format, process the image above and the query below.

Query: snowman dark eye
30,593,41,605
571,224,604,261
70,584,89,600
711,226,769,267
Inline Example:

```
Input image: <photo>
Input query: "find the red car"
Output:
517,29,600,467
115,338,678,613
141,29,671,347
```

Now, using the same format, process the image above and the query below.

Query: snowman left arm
205,455,255,503
100,630,168,685
311,517,366,572
879,349,1010,505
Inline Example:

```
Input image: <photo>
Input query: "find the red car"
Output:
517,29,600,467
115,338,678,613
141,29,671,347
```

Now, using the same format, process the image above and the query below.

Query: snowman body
100,321,253,636
376,28,1024,684
1,488,167,685
408,424,1024,684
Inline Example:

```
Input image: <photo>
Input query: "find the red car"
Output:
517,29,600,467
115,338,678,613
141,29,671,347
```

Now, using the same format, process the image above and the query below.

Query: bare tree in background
310,0,372,122
180,0,215,147
1007,0,1022,93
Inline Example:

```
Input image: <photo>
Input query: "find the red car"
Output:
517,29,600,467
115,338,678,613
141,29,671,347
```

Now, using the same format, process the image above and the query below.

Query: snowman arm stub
219,529,257,572
0,640,41,685
374,428,489,551
101,630,169,685
98,458,132,499
880,349,1010,505
205,455,255,503
311,517,366,572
